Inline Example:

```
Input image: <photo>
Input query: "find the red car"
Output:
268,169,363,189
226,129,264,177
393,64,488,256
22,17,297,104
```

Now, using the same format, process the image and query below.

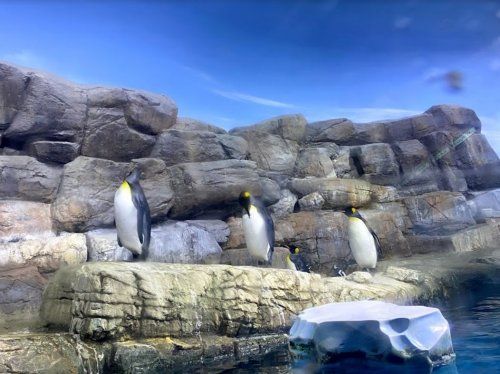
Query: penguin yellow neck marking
121,181,131,194
249,205,258,213
349,216,362,222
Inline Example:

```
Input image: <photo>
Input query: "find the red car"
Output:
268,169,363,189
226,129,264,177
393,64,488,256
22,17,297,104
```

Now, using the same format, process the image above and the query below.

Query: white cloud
1,50,45,68
212,89,295,108
182,65,217,83
307,107,421,123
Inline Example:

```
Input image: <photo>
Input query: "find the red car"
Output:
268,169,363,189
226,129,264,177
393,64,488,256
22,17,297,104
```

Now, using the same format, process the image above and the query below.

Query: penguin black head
343,206,359,217
287,244,300,255
239,191,252,215
125,168,142,185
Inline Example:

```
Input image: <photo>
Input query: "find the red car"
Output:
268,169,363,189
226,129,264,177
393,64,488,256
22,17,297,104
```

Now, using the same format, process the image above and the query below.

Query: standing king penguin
114,169,151,260
238,191,275,264
343,206,380,270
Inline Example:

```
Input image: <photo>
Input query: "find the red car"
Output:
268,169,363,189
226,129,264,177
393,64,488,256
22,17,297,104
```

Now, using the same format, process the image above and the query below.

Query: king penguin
285,245,311,273
343,206,380,270
239,191,275,264
114,169,151,260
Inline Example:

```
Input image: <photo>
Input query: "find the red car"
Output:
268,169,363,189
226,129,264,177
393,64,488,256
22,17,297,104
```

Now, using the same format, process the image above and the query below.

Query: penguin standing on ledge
239,191,275,264
285,245,312,273
114,169,151,260
343,206,380,271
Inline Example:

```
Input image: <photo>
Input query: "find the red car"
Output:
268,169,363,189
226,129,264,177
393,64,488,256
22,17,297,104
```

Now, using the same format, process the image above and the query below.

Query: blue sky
1,0,500,150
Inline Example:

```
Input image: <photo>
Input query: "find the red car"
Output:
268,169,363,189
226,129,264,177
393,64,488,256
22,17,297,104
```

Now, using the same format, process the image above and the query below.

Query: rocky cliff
1,62,500,369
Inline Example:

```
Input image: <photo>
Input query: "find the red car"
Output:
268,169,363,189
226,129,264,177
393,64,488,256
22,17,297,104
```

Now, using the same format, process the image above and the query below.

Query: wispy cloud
1,50,46,68
212,89,294,108
307,107,420,123
182,65,217,83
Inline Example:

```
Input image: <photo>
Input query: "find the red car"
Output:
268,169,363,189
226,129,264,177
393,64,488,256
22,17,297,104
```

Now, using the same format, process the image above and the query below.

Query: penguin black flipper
358,214,383,259
131,185,151,259
254,198,275,263
369,228,383,258
292,254,311,273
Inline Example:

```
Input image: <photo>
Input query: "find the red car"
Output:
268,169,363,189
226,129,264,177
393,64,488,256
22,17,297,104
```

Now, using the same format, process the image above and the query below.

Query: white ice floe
289,300,454,365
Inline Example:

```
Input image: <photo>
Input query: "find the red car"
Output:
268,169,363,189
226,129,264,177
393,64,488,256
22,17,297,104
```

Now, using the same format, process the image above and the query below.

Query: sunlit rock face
289,300,454,365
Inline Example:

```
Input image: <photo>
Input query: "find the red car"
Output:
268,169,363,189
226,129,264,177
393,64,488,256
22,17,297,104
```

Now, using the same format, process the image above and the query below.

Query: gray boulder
440,166,468,192
426,104,481,132
0,63,28,128
357,209,411,257
148,221,222,264
86,229,133,261
298,192,326,211
185,219,230,244
52,156,129,231
419,131,456,167
0,265,47,329
150,129,248,166
353,122,390,144
122,90,177,135
81,107,156,162
0,156,61,202
295,148,335,178
331,147,358,178
467,189,500,221
232,131,299,173
306,118,355,144
231,114,307,142
0,200,53,243
28,140,79,164
403,191,476,234
172,117,226,134
392,140,438,186
455,134,500,189
2,65,87,145
351,143,400,185
289,177,373,209
87,221,223,264
86,86,177,135
275,211,350,274
455,134,498,169
168,159,264,219
0,233,87,274
268,189,298,218
407,113,438,139
383,116,417,142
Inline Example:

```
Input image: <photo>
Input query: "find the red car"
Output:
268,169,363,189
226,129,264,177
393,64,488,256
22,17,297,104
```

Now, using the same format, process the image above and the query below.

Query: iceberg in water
289,300,454,366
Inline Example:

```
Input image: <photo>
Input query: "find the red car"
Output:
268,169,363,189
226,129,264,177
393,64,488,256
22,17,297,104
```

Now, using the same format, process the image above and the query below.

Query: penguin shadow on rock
114,168,151,261
238,191,275,267
343,206,382,273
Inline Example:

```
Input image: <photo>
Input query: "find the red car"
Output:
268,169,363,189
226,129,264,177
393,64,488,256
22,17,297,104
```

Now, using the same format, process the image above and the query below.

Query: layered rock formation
1,62,500,371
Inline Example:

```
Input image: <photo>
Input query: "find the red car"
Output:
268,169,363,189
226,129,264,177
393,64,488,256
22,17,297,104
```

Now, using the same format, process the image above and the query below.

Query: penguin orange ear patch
243,191,251,198
351,207,357,213
294,247,300,254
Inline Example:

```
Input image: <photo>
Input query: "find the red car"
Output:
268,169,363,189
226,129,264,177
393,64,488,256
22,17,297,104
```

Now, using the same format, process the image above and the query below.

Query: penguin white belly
242,210,270,262
348,218,377,269
114,185,142,255
286,256,297,271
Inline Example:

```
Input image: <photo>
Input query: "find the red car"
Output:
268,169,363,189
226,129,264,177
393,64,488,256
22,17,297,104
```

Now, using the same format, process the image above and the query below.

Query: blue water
212,274,499,373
